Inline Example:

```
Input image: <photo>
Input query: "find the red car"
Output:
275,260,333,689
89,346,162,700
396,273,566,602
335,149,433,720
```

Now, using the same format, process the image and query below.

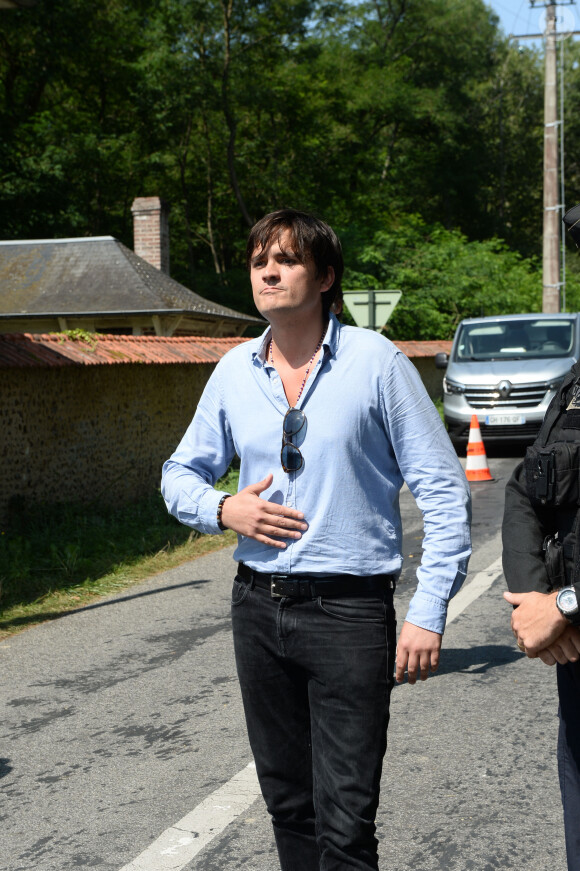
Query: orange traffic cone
465,414,493,482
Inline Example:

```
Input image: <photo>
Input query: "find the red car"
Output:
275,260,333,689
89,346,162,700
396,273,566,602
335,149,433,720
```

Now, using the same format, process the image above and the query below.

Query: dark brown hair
246,209,344,316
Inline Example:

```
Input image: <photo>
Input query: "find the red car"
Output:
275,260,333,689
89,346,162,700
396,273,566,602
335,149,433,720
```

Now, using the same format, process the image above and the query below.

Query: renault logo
497,380,512,399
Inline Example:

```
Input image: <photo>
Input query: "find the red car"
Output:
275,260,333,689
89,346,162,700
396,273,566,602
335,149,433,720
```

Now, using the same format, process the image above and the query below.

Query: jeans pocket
231,577,250,607
317,595,386,624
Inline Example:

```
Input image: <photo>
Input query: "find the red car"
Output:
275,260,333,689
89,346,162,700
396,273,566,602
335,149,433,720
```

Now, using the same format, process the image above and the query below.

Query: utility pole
539,1,560,311
528,0,577,311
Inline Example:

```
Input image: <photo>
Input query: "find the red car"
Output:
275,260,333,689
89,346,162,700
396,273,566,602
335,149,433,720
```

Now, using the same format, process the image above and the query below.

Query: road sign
343,290,401,332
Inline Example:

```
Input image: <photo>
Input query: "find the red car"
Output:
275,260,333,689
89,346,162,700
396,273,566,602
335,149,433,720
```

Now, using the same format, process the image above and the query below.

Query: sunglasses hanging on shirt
281,407,306,473
271,323,326,474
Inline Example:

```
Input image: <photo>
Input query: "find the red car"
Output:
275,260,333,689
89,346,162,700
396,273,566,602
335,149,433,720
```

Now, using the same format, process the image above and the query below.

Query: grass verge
0,469,239,640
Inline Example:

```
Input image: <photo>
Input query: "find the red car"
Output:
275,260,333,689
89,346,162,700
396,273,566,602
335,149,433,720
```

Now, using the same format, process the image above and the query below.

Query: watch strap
571,584,580,626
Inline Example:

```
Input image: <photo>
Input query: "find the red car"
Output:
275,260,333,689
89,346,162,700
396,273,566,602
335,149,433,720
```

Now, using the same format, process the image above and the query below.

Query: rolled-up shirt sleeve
381,352,472,634
161,365,235,535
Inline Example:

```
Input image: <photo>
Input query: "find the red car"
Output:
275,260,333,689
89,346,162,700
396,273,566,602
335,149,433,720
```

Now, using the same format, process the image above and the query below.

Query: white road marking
446,553,504,626
117,762,260,871
118,551,504,871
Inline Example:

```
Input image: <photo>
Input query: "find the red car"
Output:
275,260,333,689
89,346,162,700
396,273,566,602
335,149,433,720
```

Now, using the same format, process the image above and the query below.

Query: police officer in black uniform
503,204,580,871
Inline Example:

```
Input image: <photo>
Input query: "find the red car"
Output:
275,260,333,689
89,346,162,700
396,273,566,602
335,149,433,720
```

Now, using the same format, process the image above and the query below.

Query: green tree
0,0,562,330
0,0,153,239
303,2,507,228
562,40,580,223
127,0,324,305
472,42,544,256
344,216,544,340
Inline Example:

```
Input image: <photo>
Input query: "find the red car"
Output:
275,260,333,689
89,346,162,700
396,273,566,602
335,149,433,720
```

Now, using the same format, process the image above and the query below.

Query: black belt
236,562,395,600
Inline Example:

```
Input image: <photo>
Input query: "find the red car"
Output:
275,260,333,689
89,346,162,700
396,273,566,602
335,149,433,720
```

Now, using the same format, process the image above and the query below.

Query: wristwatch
556,586,580,624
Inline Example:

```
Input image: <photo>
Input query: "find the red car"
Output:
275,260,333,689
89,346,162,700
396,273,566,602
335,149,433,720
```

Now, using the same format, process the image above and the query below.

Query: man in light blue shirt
162,209,471,871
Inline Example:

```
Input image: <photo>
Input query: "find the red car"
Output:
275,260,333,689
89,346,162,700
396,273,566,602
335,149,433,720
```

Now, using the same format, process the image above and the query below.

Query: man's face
250,229,334,323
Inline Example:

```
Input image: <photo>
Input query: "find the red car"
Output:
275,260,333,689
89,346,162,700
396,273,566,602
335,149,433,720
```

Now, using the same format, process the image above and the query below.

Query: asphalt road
0,454,568,871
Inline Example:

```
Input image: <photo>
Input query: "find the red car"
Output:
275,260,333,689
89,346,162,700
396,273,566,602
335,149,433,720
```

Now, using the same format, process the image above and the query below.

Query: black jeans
231,573,397,871
558,660,580,871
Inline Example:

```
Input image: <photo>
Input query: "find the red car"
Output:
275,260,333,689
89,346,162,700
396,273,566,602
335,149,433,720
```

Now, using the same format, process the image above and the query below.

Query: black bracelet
217,494,231,531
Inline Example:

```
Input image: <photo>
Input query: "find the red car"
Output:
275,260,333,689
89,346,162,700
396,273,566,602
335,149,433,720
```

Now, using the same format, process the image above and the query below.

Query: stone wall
0,351,445,521
1,364,212,520
412,358,444,402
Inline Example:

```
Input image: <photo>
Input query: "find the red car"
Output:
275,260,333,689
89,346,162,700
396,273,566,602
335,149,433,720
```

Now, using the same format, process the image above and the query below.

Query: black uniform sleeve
502,460,552,594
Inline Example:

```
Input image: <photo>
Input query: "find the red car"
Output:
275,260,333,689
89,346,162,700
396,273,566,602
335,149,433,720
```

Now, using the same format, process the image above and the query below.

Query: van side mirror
435,352,449,370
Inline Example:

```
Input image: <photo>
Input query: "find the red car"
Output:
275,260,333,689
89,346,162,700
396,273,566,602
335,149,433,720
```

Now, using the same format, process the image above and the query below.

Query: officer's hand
538,625,580,666
537,648,557,666
220,474,308,549
395,621,442,685
503,590,568,656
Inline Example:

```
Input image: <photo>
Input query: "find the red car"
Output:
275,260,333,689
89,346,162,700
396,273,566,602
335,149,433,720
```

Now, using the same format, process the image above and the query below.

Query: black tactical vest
524,361,580,587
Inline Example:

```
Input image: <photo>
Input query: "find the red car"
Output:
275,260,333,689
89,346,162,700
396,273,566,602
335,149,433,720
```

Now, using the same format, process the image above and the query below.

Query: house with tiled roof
0,197,261,338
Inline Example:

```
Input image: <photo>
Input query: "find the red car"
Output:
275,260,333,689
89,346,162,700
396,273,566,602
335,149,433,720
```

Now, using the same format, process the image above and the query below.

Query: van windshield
455,319,575,361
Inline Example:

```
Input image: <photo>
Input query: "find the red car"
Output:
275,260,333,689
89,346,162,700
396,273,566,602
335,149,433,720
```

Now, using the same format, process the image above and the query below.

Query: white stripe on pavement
118,552,504,871
446,553,504,626
117,762,260,871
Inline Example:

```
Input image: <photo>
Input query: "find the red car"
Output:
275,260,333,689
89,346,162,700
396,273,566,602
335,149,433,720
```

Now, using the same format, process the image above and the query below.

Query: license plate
485,414,525,426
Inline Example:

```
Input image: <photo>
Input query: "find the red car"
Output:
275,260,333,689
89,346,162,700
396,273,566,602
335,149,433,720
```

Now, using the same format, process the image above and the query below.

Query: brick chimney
130,197,171,274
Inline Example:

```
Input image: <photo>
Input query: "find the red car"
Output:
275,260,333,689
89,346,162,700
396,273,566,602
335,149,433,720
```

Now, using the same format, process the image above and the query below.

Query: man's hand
503,590,568,656
537,625,580,666
395,621,442,685
220,473,308,548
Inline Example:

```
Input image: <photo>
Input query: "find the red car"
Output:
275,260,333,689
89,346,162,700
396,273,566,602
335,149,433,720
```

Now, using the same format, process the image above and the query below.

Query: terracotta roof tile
394,340,452,358
0,333,250,367
0,333,451,368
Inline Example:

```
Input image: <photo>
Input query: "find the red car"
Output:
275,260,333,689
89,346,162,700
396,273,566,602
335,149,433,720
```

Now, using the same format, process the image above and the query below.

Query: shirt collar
325,312,340,356
252,313,340,366
253,326,273,366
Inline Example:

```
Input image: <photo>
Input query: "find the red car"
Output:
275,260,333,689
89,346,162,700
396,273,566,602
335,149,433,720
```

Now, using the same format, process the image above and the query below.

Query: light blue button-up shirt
161,314,472,634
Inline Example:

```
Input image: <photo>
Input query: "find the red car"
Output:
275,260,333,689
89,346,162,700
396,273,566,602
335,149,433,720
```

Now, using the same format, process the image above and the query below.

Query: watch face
558,588,579,615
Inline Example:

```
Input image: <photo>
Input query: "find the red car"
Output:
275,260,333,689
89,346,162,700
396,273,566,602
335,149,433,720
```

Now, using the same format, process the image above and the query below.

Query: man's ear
320,266,335,293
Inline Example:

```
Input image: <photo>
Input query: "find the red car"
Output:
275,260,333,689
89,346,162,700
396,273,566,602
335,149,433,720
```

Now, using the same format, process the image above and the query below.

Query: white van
435,313,580,446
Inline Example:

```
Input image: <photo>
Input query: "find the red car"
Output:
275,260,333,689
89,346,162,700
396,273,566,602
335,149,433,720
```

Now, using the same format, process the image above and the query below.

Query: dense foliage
1,0,580,337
